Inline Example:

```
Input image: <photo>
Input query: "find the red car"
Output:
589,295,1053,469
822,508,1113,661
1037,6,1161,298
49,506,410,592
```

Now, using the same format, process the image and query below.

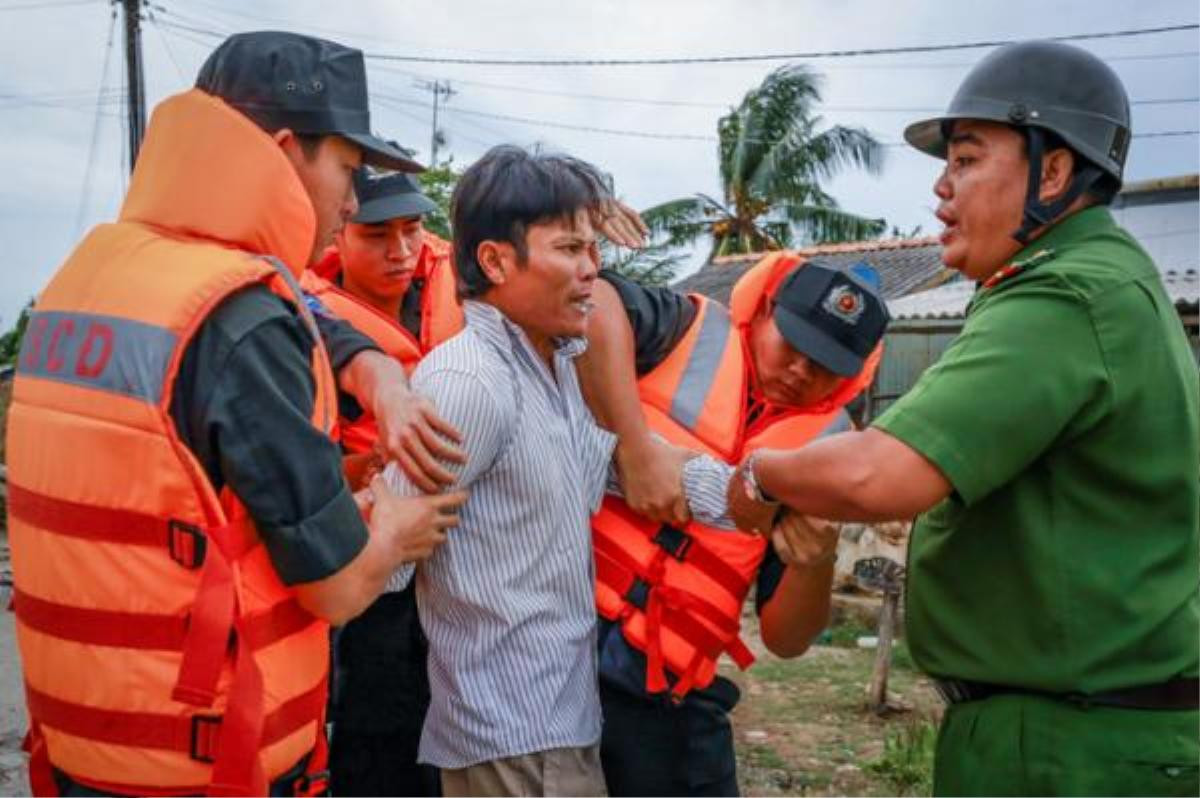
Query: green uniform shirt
874,206,1200,694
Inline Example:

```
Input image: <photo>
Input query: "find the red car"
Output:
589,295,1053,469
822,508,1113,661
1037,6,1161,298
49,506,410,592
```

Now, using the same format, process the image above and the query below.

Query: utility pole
415,79,454,165
121,0,146,170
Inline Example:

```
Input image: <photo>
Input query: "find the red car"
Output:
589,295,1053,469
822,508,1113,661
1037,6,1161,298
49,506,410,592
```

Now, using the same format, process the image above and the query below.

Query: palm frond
778,203,887,245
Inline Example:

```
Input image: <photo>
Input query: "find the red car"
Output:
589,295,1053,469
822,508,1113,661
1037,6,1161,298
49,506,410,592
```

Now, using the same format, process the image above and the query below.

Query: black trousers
329,587,439,797
328,728,440,797
599,681,739,797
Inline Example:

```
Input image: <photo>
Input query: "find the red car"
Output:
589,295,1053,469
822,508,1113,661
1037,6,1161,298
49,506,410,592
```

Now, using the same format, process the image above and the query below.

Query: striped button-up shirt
383,300,617,768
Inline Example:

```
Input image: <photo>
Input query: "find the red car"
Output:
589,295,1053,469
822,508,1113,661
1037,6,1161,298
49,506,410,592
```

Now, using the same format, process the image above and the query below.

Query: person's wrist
743,452,776,502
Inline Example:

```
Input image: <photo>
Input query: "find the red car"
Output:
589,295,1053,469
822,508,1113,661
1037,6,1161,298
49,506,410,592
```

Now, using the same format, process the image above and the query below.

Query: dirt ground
0,531,936,797
724,603,942,796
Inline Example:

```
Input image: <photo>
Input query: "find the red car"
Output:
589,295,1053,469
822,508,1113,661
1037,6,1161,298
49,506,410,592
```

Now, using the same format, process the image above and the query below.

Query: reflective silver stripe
16,310,177,404
669,301,732,432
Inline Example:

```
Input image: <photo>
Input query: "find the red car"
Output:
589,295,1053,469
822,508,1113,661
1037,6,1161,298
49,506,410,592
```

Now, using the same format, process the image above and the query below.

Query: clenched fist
770,512,840,570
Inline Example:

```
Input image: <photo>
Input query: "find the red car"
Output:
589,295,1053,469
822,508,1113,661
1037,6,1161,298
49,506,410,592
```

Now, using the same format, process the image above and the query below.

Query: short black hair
451,144,611,299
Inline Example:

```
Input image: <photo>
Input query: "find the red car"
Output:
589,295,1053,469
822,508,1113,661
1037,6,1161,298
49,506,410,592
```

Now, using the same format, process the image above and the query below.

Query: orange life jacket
5,90,339,797
592,253,881,701
302,235,463,454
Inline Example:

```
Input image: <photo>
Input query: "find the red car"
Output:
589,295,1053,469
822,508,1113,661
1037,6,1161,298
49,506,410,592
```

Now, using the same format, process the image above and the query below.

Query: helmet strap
1012,127,1103,244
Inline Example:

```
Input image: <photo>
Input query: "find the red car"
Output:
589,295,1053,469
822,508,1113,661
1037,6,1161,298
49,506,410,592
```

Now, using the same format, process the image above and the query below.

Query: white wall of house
1111,193,1198,271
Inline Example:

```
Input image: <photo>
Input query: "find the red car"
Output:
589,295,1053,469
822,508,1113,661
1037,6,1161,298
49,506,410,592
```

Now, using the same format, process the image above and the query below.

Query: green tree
0,299,32,367
600,232,686,286
418,160,462,240
647,65,886,260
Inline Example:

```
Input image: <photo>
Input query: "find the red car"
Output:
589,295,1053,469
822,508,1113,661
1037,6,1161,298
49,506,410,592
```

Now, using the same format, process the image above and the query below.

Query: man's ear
476,241,510,286
1038,147,1076,204
272,127,304,168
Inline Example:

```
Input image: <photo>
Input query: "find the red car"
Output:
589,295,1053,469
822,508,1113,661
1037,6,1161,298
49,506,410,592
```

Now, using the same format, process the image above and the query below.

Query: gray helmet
905,40,1131,183
905,41,1131,242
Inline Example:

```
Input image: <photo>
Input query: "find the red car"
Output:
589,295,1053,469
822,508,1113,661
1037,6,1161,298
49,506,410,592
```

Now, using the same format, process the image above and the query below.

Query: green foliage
824,617,877,648
599,234,686,287
417,160,461,241
866,718,937,796
649,64,887,261
0,299,33,368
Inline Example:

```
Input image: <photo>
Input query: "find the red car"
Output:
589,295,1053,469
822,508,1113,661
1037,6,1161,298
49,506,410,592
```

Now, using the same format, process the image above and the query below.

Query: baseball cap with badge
353,165,439,225
771,260,890,377
195,31,423,173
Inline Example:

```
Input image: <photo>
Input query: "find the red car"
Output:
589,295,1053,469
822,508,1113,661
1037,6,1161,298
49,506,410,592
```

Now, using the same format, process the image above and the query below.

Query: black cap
353,166,438,224
772,261,890,377
195,31,423,173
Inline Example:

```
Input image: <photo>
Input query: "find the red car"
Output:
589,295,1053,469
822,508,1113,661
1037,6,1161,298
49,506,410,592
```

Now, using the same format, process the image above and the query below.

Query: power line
146,10,190,84
0,0,98,12
375,63,1200,113
75,6,118,237
364,23,1199,67
366,91,1200,145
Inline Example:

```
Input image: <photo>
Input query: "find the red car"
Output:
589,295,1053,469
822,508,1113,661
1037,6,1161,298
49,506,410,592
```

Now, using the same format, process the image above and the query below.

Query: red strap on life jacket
595,534,741,636
8,484,318,795
594,544,755,698
22,721,58,797
602,500,752,602
12,588,317,652
24,677,325,794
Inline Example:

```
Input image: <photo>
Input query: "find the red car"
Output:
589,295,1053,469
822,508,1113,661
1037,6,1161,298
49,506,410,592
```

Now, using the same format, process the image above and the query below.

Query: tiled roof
673,237,951,304
888,269,1199,320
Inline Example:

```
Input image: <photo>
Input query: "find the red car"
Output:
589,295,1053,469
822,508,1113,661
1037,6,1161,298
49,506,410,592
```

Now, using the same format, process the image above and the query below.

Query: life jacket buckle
168,519,208,570
189,713,222,763
653,525,693,562
624,577,651,611
293,768,330,797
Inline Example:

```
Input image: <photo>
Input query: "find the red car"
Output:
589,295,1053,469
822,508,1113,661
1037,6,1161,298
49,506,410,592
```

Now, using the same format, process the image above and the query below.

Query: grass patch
824,618,877,648
865,717,937,796
891,639,916,672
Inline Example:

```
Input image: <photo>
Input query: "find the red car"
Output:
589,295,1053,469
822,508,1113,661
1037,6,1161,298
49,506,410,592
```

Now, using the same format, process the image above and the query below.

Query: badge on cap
823,284,864,324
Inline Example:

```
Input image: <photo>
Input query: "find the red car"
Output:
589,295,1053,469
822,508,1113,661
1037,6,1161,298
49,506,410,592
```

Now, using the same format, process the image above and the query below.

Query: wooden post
853,556,906,715
868,589,899,713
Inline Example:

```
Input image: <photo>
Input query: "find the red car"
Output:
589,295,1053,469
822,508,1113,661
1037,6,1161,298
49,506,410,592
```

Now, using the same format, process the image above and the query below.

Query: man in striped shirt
383,145,738,797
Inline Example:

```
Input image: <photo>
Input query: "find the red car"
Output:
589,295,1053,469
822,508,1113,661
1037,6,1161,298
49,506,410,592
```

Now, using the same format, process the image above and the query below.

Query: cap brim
344,132,425,173
353,192,439,224
773,305,863,378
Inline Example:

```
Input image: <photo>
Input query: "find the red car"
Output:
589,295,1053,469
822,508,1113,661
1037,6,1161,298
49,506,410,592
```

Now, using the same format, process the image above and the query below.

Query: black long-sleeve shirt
169,285,378,585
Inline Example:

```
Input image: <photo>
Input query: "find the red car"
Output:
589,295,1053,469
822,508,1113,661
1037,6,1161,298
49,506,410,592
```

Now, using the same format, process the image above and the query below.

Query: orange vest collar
119,89,316,277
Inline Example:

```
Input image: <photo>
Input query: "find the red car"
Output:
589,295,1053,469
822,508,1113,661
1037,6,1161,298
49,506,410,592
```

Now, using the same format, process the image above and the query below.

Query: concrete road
0,592,30,796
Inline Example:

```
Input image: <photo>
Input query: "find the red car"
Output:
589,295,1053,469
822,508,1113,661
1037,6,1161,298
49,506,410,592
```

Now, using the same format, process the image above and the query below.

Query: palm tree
646,65,886,260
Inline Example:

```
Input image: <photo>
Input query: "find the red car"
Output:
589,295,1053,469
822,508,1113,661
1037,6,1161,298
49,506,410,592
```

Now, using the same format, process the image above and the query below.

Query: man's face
283,134,363,266
934,119,1029,281
494,210,600,342
338,216,425,303
748,310,843,407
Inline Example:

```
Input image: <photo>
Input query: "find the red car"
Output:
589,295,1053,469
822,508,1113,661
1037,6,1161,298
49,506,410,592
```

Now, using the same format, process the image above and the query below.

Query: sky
0,0,1196,330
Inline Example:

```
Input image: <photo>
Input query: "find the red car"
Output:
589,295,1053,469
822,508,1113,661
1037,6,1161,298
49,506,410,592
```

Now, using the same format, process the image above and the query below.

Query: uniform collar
1012,205,1115,264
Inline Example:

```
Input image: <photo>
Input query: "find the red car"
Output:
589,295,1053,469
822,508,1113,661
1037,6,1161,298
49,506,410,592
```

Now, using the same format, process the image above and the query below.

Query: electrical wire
373,62,1200,113
363,24,1199,67
0,0,98,12
74,5,117,237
